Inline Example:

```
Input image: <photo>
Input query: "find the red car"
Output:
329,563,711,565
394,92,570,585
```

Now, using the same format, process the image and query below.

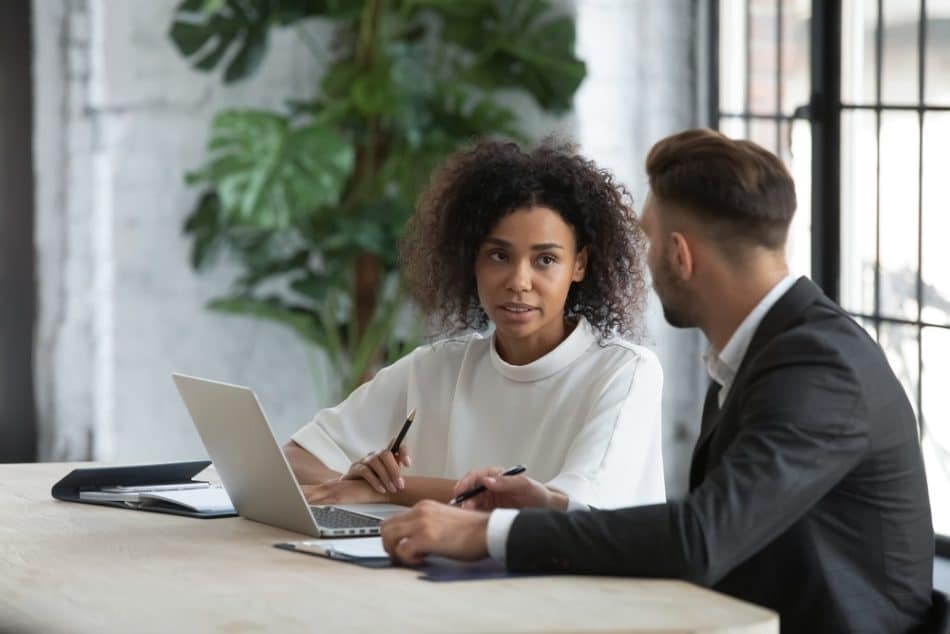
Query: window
713,0,950,553
0,1,37,462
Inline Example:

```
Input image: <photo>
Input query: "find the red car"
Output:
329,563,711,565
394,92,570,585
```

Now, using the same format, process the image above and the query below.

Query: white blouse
291,317,666,509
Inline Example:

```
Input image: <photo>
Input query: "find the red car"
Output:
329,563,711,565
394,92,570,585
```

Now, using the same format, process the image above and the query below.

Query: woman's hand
301,479,388,505
340,443,412,495
452,467,568,511
380,500,490,566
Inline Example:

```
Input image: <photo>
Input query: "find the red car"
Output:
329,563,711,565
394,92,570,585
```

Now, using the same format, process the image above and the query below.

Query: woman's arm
283,439,342,485
300,473,459,506
286,429,457,504
543,350,666,509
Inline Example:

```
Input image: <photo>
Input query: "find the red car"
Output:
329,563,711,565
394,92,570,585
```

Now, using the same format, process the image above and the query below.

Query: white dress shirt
702,274,796,407
485,274,797,563
292,317,666,510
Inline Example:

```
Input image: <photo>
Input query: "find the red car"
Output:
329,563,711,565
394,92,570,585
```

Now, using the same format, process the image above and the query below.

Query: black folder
51,461,237,519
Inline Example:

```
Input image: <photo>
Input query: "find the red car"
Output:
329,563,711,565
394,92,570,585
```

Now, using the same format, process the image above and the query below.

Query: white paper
294,537,388,559
141,486,234,513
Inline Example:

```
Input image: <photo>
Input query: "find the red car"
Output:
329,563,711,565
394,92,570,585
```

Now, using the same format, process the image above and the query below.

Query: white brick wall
33,0,331,461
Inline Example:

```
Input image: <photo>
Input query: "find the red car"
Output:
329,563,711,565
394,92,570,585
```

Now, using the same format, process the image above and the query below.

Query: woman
284,139,665,510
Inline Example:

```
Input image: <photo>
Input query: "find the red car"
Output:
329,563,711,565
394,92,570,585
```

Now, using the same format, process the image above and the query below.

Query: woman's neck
494,319,577,366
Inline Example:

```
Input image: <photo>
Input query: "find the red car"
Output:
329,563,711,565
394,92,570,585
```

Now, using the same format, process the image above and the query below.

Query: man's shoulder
757,299,876,368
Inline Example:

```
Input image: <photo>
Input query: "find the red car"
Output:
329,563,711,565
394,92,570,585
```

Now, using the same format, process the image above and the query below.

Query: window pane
842,0,878,104
749,119,778,154
922,113,950,326
879,322,920,419
749,0,778,114
857,316,879,340
881,0,920,105
719,116,747,140
781,0,811,115
922,326,950,538
925,1,950,107
785,119,812,277
840,110,878,315
879,112,920,320
720,0,749,114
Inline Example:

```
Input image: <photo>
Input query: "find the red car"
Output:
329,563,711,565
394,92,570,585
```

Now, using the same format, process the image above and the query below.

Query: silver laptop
172,373,408,537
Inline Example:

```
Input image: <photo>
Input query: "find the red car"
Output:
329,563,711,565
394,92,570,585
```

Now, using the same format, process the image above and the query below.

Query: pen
389,408,416,455
448,464,526,506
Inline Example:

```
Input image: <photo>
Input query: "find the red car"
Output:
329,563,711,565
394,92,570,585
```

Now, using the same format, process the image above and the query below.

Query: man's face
641,194,698,328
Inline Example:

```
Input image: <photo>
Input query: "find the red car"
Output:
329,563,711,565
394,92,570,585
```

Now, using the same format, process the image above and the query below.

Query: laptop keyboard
310,506,380,529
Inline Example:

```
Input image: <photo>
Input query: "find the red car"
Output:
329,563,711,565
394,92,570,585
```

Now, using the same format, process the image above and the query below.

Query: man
380,129,936,632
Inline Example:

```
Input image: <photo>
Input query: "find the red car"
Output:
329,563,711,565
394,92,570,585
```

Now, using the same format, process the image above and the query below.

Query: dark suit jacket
507,277,934,632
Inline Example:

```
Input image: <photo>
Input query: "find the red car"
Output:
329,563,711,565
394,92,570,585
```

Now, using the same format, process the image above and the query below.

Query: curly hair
400,139,648,342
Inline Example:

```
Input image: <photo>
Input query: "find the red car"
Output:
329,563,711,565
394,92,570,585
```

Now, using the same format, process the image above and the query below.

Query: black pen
448,465,526,506
389,409,416,455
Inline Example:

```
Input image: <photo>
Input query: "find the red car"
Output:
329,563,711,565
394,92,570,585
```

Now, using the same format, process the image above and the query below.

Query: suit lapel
688,277,824,481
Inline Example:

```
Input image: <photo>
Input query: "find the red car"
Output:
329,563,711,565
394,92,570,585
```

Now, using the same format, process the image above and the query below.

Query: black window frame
0,1,38,463
709,0,950,558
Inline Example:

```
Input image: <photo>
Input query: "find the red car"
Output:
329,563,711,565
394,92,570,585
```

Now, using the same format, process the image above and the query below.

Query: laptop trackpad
333,503,409,520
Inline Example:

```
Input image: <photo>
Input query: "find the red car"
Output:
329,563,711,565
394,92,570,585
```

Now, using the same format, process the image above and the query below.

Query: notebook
274,538,514,580
79,484,235,514
275,537,392,568
52,461,238,519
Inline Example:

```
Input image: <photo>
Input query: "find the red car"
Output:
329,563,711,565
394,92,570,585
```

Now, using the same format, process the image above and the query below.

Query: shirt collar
490,316,597,382
704,274,796,401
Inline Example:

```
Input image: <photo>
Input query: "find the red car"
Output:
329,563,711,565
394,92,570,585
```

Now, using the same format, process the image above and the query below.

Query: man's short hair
645,128,797,250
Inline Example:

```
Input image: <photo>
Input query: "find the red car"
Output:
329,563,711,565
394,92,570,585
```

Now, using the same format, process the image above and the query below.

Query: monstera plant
169,0,585,399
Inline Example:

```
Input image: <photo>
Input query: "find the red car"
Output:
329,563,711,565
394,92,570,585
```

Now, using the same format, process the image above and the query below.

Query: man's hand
340,443,412,494
453,467,569,511
301,478,389,505
380,500,490,566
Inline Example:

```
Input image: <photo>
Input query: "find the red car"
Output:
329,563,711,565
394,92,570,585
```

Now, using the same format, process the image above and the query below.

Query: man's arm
505,335,867,583
383,334,870,580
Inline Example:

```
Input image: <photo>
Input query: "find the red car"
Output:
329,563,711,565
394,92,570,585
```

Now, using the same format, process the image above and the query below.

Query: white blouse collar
489,316,597,382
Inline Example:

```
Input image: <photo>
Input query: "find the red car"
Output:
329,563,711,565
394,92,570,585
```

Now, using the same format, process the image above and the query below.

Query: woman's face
474,206,587,352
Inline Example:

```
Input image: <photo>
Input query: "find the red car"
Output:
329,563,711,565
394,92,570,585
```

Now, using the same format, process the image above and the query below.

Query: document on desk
79,485,235,514
138,487,235,513
275,537,392,568
275,538,516,580
279,537,388,559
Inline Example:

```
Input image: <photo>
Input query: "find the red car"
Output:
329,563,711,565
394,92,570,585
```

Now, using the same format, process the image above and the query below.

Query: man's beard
653,257,697,329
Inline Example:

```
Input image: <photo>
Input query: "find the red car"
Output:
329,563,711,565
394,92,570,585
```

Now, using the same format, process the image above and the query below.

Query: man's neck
700,263,790,351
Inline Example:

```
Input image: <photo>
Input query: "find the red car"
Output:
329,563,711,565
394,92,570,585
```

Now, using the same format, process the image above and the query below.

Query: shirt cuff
566,496,590,512
485,509,519,563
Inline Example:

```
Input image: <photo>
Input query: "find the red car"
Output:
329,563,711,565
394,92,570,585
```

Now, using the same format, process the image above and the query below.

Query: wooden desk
0,463,778,633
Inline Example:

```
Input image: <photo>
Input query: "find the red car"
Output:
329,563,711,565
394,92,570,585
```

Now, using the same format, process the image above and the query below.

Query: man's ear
572,246,588,283
669,231,694,281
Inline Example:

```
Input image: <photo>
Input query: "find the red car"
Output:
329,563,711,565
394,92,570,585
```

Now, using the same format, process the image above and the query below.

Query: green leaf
169,0,272,83
223,20,268,82
273,0,363,23
182,190,223,269
236,247,310,288
208,295,326,347
196,110,354,229
431,0,586,112
289,271,341,303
